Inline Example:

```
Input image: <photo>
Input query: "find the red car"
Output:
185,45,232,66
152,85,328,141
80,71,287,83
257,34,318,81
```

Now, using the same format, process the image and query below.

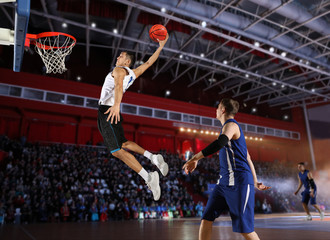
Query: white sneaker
306,215,312,221
320,212,324,220
151,154,169,176
146,171,161,201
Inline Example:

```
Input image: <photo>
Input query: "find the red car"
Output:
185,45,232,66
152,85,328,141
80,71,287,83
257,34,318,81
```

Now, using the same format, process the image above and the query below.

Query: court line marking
19,226,37,240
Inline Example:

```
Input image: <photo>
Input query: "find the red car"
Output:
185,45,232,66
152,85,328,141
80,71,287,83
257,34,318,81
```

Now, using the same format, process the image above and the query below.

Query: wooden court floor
1,213,329,240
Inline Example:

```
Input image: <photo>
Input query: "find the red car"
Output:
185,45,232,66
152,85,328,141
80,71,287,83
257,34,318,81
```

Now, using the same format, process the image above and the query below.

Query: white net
34,34,75,74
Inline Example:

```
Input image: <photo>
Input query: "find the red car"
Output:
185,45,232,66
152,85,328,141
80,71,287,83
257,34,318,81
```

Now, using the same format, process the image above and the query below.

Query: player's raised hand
255,182,271,191
157,33,169,48
105,105,120,124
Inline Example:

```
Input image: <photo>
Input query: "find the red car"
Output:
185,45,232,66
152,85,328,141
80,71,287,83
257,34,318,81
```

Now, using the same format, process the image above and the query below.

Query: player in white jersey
97,34,169,201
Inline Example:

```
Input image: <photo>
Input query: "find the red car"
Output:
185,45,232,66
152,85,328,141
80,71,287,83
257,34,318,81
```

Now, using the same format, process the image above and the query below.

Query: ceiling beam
85,0,90,66
281,98,330,110
10,6,329,103
269,91,330,107
111,0,330,79
207,0,330,54
260,84,329,106
111,6,133,67
152,29,203,79
188,70,214,88
0,5,14,26
243,0,294,31
170,39,230,84
40,0,54,32
270,8,330,54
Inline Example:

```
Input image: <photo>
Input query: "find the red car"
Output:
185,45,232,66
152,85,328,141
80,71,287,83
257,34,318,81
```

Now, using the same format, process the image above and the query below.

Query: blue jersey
218,119,254,186
299,170,316,192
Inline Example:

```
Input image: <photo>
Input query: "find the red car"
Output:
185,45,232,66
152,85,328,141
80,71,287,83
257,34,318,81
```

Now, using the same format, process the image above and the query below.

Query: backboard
0,0,30,72
14,0,31,72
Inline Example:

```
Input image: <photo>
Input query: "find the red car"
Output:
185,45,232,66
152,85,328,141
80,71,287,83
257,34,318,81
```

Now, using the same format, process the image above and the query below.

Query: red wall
0,68,311,163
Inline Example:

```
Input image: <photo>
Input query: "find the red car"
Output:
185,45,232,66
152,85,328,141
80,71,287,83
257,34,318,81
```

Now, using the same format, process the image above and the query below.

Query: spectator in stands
60,201,70,222
21,203,31,224
0,202,5,225
262,199,272,214
90,202,99,221
100,203,108,222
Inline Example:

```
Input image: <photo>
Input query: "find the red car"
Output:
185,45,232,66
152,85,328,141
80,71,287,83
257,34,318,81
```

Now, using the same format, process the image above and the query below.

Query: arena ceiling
1,0,330,114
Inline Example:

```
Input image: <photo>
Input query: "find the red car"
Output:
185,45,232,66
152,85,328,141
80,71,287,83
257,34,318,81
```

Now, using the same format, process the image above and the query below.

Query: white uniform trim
228,141,236,168
98,66,136,106
225,147,235,186
243,184,250,214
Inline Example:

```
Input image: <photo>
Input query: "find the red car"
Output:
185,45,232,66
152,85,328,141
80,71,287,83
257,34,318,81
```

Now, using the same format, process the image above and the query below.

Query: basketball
149,24,167,42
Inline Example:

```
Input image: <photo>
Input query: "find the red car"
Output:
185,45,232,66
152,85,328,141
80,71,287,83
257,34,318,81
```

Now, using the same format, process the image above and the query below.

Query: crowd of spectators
0,135,328,225
0,136,204,224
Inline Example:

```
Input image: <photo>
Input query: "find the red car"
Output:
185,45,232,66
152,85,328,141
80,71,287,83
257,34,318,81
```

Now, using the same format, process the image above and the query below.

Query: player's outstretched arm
307,171,316,197
133,34,169,78
104,67,125,124
294,175,302,195
182,123,236,174
182,152,204,174
247,151,271,191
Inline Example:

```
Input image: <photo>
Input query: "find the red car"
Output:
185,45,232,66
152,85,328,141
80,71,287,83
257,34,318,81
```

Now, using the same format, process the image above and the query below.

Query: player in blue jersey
294,162,324,220
183,98,270,240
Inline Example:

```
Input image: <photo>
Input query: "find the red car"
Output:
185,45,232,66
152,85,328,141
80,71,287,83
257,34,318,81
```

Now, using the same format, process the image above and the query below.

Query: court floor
0,212,329,240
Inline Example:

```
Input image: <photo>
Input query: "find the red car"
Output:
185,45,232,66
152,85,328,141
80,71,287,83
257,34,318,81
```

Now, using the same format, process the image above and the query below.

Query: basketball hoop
25,32,76,74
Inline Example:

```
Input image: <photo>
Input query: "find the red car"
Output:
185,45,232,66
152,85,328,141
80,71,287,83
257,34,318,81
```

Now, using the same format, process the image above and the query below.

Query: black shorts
97,105,127,153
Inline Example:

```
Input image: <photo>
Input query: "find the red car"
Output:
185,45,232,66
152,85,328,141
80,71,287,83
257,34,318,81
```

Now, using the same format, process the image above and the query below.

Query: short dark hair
124,52,135,67
298,162,305,165
220,98,239,116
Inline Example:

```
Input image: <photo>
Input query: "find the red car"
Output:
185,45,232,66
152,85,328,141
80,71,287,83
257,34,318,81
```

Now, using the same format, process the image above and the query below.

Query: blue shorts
202,184,254,233
301,190,317,205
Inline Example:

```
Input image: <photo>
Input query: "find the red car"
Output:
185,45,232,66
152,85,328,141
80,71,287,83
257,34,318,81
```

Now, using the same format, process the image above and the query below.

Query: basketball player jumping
97,34,169,201
294,162,324,220
183,98,270,240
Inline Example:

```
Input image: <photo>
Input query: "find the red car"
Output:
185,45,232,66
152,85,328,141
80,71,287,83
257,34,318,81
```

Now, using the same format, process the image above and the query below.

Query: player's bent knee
112,149,125,158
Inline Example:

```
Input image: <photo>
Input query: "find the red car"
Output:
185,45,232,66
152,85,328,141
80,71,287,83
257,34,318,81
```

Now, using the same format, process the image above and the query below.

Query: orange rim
25,32,76,50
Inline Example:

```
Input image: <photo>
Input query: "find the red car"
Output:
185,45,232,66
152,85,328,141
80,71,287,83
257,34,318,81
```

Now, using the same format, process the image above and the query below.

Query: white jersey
98,66,136,106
